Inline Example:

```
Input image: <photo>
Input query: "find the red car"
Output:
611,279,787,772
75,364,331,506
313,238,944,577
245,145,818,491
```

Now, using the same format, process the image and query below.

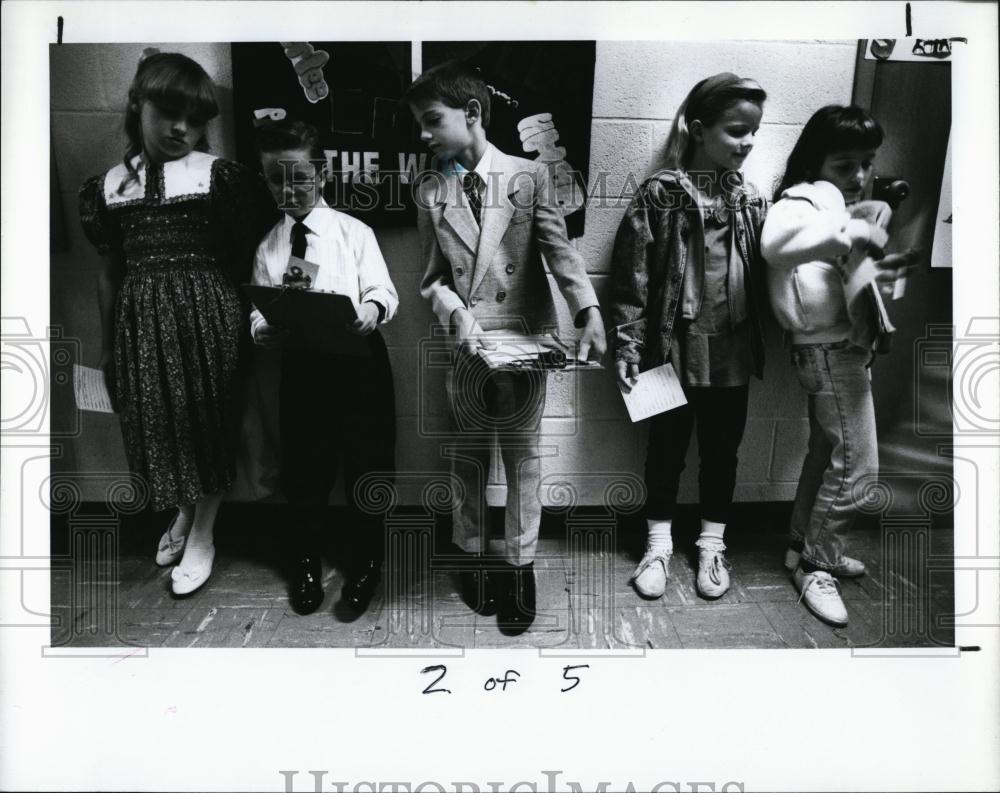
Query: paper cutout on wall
233,42,417,227
281,42,331,103
931,135,952,268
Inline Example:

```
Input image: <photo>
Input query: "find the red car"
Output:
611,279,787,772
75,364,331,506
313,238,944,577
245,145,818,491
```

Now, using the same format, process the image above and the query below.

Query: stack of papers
475,331,601,370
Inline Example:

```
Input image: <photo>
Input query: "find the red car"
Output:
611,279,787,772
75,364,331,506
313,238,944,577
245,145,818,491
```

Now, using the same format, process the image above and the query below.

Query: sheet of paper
618,361,687,422
73,364,114,413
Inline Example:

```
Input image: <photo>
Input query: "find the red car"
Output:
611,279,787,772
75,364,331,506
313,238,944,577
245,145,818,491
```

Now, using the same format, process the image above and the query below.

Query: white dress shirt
250,198,399,334
450,142,494,198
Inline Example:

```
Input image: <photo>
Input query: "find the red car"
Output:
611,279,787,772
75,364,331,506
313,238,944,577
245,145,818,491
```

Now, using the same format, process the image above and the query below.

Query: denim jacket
609,169,770,377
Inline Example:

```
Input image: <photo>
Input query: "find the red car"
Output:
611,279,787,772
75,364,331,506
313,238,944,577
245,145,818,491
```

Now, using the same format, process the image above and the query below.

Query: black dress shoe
289,555,324,615
340,559,381,613
498,562,535,636
459,563,498,616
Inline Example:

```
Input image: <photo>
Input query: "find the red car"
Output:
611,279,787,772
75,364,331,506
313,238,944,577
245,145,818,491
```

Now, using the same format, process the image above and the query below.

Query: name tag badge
283,256,320,289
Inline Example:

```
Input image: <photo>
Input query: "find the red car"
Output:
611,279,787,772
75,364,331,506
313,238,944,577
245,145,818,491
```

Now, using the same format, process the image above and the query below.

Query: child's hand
349,302,380,336
453,307,488,355
616,360,640,393
576,306,608,362
873,249,920,294
865,223,889,257
253,320,287,348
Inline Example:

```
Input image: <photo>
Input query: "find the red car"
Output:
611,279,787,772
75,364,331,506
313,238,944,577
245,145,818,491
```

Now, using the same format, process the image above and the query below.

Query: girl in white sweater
761,105,916,627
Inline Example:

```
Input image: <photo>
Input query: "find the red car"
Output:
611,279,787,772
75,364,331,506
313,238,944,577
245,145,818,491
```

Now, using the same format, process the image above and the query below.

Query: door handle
872,177,911,209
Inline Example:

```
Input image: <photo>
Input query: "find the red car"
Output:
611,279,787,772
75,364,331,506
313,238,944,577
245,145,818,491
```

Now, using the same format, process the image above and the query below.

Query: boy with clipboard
248,120,399,618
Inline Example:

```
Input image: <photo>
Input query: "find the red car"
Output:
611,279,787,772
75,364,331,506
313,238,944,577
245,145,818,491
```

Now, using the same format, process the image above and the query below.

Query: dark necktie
290,221,309,259
462,172,483,225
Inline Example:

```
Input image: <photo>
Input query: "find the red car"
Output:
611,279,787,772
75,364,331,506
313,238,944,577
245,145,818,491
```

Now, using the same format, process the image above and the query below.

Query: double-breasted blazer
417,147,598,335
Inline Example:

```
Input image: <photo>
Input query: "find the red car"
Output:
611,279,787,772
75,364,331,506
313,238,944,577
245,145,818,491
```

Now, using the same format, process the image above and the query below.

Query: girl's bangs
144,67,218,124
830,118,883,152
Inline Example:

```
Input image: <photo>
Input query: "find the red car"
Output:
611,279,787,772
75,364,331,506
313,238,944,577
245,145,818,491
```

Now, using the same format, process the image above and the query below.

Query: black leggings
643,384,749,523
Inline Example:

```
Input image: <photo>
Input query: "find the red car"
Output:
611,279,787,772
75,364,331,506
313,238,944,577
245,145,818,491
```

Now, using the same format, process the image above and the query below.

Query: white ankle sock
699,519,726,546
646,519,673,555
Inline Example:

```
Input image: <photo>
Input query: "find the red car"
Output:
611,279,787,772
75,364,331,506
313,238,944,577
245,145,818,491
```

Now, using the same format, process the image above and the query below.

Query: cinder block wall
569,40,859,505
51,41,858,507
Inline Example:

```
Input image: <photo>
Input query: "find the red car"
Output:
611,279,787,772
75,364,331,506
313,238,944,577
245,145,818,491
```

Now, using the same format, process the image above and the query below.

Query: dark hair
120,52,218,192
255,119,326,166
774,105,884,199
663,73,767,170
401,60,492,129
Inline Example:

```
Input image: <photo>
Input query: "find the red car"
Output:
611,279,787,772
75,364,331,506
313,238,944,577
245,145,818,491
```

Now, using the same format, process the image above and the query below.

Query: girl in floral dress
79,51,276,594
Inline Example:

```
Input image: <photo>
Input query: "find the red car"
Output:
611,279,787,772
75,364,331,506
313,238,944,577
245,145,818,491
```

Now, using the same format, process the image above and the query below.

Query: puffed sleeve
211,159,280,285
78,174,119,256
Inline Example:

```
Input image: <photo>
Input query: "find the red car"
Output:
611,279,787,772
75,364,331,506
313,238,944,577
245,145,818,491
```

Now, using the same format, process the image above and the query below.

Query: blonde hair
663,73,766,170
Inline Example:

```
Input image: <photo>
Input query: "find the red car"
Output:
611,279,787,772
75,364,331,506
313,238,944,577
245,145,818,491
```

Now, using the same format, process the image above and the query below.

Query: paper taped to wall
618,362,687,422
73,364,114,413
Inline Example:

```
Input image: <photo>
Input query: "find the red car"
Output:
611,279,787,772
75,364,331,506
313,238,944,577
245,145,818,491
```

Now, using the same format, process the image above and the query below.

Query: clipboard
241,284,369,356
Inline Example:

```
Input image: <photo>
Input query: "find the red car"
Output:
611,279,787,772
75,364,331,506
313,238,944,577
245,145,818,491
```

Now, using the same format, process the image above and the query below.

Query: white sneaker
785,548,865,578
171,544,215,596
630,550,671,598
793,566,848,627
695,539,731,599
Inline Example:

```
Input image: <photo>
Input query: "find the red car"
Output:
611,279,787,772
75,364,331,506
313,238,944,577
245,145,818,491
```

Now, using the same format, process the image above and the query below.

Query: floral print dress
79,150,276,511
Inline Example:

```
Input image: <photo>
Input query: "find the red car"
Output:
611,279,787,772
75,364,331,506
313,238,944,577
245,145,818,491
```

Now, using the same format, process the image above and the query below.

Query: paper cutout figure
518,113,585,216
253,108,288,126
281,42,331,103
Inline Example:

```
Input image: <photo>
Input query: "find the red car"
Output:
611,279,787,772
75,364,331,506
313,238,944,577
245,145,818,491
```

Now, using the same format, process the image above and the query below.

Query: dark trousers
280,331,396,568
644,384,749,523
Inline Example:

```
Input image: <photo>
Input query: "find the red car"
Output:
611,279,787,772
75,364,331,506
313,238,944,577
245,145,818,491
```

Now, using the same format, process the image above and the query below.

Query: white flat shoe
171,545,215,596
155,517,187,566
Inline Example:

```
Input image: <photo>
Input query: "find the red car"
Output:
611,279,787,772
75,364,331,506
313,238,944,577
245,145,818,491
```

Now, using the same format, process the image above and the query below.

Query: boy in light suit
404,62,606,635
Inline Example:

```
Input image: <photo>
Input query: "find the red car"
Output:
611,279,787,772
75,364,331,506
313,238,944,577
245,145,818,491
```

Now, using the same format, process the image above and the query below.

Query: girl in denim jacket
762,105,916,627
609,73,769,601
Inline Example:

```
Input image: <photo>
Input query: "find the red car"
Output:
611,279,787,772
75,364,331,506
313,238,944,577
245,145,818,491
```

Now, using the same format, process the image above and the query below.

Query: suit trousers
280,332,396,568
446,351,547,566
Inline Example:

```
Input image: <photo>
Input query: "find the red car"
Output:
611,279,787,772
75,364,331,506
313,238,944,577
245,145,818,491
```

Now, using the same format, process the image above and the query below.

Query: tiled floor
50,504,955,650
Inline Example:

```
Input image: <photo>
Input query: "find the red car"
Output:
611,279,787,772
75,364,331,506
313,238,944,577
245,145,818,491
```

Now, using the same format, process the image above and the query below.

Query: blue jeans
789,342,878,570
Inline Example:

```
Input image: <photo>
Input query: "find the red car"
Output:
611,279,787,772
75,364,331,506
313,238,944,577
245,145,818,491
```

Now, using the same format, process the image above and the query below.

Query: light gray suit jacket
417,148,598,335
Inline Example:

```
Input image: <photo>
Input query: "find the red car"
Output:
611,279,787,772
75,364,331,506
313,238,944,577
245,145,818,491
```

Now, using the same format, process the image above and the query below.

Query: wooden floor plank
50,516,954,650
757,601,853,649
162,607,281,648
669,603,787,649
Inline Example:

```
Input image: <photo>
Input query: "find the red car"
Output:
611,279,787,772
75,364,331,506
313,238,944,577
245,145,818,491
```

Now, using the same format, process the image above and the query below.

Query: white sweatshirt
761,180,889,345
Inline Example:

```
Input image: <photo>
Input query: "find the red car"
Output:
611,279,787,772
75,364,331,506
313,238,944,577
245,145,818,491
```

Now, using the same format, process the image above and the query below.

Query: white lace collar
103,150,217,206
